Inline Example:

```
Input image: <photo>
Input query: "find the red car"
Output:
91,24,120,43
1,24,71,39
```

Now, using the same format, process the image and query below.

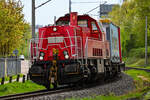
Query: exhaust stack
70,12,78,26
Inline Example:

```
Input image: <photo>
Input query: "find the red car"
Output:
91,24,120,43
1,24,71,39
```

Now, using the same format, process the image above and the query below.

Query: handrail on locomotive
30,35,84,63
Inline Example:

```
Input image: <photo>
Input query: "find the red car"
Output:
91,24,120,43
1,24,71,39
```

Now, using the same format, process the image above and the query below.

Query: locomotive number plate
48,37,64,43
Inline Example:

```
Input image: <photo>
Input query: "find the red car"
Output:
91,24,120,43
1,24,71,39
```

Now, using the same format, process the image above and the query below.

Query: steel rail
0,86,71,100
125,67,150,72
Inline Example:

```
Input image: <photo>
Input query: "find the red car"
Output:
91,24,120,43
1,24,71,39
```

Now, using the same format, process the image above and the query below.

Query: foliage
0,0,31,57
18,24,31,58
109,0,150,57
144,91,150,100
124,70,150,99
124,57,150,68
0,80,45,96
128,47,150,58
124,69,150,81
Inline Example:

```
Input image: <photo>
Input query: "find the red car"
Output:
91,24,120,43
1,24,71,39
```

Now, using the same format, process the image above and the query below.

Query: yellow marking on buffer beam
31,74,42,76
67,72,79,75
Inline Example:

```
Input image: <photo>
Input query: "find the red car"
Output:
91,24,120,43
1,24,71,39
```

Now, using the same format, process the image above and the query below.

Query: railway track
0,75,122,100
0,67,135,100
125,67,150,72
0,85,71,100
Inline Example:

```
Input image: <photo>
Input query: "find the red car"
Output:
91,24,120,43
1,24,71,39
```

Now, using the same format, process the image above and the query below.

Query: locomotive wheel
90,66,97,82
52,81,58,89
115,65,121,77
104,66,111,79
118,65,121,73
45,69,51,90
75,79,86,88
46,81,50,90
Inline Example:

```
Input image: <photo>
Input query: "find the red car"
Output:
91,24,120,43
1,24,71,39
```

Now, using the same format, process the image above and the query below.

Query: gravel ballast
25,73,135,100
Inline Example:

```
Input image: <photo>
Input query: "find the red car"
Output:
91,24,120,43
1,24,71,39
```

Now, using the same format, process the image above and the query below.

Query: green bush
128,47,150,58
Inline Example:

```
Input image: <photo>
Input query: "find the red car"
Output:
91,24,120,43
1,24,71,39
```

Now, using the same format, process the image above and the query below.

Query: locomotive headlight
53,27,57,31
40,56,44,60
63,51,69,59
65,55,69,59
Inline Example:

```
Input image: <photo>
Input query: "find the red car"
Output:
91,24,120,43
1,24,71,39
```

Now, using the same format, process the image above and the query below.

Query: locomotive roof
100,19,119,28
56,14,96,22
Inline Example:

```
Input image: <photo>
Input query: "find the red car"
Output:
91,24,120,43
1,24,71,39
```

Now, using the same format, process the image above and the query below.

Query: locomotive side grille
93,48,103,56
48,37,64,43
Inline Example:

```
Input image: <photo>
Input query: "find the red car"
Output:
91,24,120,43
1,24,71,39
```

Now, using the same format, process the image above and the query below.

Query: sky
21,0,123,26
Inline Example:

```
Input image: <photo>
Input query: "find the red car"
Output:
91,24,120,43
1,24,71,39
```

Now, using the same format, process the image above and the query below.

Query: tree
19,23,31,58
0,0,31,57
109,0,150,56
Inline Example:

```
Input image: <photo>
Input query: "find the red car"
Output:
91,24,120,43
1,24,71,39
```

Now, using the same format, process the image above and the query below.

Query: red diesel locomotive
29,12,125,89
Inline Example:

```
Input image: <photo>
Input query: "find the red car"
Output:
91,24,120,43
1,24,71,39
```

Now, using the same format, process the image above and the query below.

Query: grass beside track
66,69,150,100
124,57,150,69
0,80,45,96
124,70,150,100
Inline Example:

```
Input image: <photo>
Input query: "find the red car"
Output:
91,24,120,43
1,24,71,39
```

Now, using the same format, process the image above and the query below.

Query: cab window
78,20,88,27
56,21,69,25
98,22,104,32
91,21,98,31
